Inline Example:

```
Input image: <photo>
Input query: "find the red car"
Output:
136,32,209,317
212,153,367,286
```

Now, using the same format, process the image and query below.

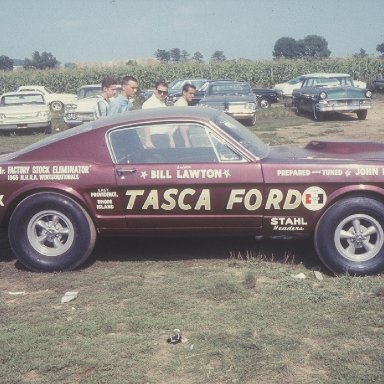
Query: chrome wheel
335,214,384,262
27,210,75,257
50,101,63,112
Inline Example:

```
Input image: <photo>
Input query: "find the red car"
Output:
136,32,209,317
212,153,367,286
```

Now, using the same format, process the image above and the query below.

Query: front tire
314,197,384,275
9,192,97,272
356,110,368,120
50,100,64,112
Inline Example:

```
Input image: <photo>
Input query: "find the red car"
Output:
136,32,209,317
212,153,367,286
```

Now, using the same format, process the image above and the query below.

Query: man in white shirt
142,81,174,148
173,83,197,147
174,83,196,106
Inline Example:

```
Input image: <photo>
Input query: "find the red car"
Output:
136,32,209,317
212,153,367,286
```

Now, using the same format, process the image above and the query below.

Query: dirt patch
269,98,384,145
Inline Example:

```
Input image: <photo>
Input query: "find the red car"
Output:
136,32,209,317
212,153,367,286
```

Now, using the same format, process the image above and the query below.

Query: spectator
142,81,174,148
142,80,168,109
93,77,118,119
108,75,138,116
173,83,196,147
174,83,196,106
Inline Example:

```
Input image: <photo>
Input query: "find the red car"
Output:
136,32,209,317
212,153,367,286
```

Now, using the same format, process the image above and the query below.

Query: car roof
93,105,221,129
302,73,351,78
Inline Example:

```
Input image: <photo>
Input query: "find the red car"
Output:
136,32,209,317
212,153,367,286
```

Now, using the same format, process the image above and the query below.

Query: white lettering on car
124,187,327,212
0,195,4,206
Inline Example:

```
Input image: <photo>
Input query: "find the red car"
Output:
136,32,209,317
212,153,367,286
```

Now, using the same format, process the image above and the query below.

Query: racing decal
123,187,327,212
3,165,90,181
90,188,119,210
270,217,308,231
125,189,211,211
302,186,326,211
277,167,383,177
140,168,231,180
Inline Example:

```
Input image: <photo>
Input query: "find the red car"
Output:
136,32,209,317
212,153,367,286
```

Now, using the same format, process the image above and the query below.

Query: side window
109,123,243,164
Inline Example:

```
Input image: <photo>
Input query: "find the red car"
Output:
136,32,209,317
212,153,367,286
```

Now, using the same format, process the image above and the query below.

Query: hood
268,139,384,162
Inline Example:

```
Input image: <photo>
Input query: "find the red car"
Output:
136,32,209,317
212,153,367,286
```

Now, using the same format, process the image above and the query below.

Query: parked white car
0,91,52,136
64,84,121,127
17,85,77,112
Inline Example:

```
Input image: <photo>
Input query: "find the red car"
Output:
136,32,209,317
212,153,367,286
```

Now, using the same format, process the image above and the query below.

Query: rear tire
9,192,97,272
258,97,271,109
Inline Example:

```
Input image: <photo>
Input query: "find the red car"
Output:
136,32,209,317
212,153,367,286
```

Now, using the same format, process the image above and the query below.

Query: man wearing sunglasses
142,81,174,148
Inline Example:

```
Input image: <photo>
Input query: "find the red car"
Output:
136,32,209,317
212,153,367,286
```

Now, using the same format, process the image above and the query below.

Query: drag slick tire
9,192,96,272
314,197,384,276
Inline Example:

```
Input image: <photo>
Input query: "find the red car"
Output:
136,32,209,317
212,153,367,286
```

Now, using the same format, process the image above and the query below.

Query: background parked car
199,80,257,125
0,91,52,136
64,84,121,127
371,79,384,92
252,88,279,108
292,73,373,121
17,85,77,112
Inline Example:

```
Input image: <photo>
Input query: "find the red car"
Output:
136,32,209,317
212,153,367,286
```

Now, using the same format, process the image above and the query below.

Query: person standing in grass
173,83,196,147
107,75,138,115
142,81,173,149
93,77,118,119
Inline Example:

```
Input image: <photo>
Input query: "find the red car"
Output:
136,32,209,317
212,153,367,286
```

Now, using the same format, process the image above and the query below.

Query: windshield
208,83,252,96
0,93,45,106
213,113,269,159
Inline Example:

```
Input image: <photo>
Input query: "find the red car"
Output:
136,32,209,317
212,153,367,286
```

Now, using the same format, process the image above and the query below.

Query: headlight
365,90,372,98
319,91,327,99
65,112,78,120
65,103,78,111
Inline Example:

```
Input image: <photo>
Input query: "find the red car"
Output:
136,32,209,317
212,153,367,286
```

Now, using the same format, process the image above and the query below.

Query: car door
108,121,265,235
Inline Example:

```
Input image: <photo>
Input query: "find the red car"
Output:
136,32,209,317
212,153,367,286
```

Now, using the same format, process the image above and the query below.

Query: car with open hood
1,106,384,275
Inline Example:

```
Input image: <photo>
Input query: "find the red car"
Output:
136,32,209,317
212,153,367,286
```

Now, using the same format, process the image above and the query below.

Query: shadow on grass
89,236,323,273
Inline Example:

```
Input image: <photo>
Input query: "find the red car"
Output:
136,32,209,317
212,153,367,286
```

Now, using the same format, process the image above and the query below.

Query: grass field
0,99,383,384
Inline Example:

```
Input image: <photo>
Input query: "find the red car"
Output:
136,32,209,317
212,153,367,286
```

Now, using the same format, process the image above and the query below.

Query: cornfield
1,57,383,94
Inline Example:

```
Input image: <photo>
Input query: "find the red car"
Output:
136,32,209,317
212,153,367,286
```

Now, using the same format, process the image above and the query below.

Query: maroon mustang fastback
1,106,384,275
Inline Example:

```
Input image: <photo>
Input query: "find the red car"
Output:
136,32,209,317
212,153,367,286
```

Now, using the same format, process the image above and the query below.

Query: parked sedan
292,73,373,121
199,81,257,125
0,92,52,136
2,106,384,275
17,85,77,112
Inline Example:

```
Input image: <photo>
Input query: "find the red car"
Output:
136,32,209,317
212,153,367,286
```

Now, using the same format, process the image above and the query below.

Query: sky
0,0,383,64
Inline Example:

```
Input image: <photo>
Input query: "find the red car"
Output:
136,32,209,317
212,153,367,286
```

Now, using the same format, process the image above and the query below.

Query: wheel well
1,188,93,229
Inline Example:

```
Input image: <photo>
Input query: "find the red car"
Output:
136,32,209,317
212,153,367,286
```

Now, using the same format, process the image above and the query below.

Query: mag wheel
9,192,96,272
314,197,384,275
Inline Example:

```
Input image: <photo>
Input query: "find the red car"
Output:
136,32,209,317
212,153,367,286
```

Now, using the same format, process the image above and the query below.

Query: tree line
1,35,384,71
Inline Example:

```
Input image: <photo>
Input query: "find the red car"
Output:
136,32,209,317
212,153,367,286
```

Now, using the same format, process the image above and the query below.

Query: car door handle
116,168,137,176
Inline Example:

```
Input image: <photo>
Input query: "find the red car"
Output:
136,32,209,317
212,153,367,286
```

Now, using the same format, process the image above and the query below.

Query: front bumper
0,121,51,130
316,99,373,112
